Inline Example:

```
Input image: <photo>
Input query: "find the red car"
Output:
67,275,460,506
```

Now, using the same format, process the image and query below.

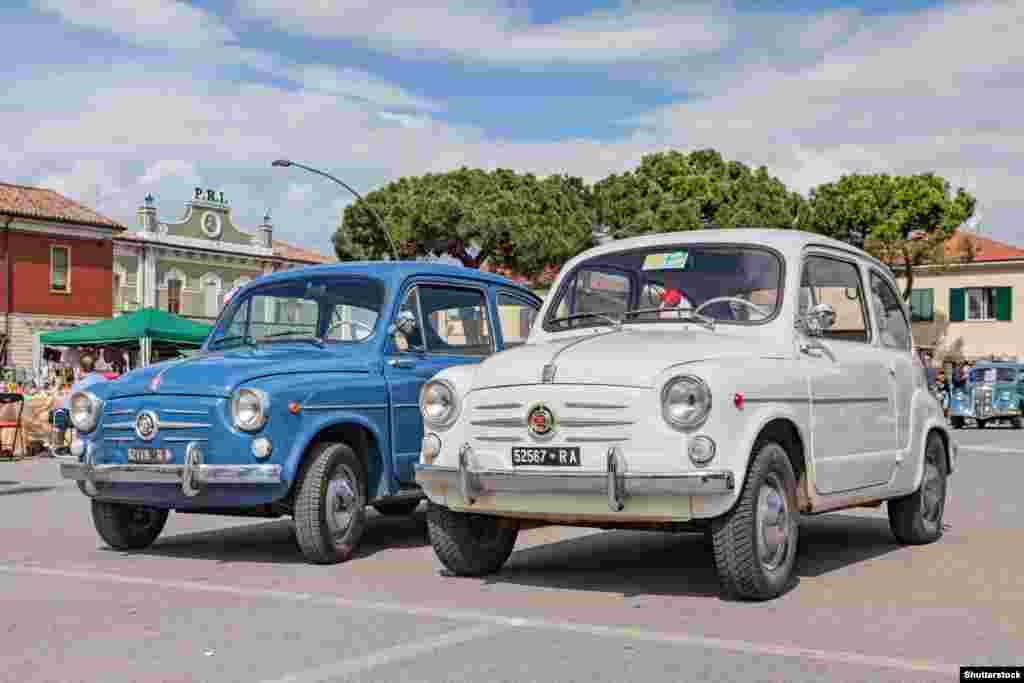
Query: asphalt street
1,428,1022,683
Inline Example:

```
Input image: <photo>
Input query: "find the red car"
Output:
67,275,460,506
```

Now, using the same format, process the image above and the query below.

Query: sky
1,0,1020,257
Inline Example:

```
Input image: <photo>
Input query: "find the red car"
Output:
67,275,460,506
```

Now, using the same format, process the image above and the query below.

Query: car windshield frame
541,242,786,333
205,274,386,351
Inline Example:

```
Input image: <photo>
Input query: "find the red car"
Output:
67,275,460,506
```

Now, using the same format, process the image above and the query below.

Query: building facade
0,182,124,369
898,232,1024,362
113,189,333,324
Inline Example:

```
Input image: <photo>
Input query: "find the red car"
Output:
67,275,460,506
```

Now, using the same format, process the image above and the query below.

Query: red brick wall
5,230,113,317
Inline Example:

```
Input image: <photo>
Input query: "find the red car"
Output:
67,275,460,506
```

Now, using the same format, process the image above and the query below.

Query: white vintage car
414,229,956,600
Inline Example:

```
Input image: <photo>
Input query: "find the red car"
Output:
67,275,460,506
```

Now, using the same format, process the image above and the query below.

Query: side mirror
799,303,836,336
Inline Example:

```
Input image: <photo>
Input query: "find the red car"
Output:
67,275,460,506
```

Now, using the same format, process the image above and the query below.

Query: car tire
950,416,965,429
1012,417,1023,430
372,499,422,516
426,502,518,577
888,432,947,545
293,442,367,564
977,419,987,429
91,500,169,551
711,440,799,601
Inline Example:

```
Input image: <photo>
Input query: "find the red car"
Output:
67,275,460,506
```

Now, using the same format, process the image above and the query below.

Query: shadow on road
0,485,56,496
481,512,903,600
117,506,429,564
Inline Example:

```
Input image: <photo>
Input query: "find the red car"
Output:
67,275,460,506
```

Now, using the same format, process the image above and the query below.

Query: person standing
61,353,107,410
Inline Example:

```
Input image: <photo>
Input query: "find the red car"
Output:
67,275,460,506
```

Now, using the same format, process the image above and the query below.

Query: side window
418,285,493,356
497,293,539,348
801,255,870,343
547,268,631,330
869,272,912,351
393,286,424,352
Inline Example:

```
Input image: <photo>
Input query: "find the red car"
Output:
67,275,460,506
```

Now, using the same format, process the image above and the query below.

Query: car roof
565,228,891,274
250,261,540,298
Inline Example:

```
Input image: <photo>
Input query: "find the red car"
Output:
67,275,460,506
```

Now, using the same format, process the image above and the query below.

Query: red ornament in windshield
662,289,683,307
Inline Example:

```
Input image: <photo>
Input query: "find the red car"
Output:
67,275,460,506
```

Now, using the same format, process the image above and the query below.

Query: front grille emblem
541,363,557,383
135,410,159,441
527,403,556,438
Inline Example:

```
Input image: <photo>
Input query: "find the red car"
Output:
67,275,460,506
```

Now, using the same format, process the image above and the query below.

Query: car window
418,285,494,356
550,268,631,330
801,255,870,343
497,293,540,348
869,271,911,351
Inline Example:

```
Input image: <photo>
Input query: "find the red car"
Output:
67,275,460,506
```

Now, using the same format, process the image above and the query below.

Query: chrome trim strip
161,409,207,415
416,463,734,497
105,409,133,416
61,462,282,486
564,402,628,410
105,422,136,430
106,420,211,430
470,418,524,428
743,396,888,405
164,437,210,442
560,419,634,427
567,436,629,443
303,403,387,411
103,437,133,442
476,402,524,410
474,436,521,443
392,403,420,409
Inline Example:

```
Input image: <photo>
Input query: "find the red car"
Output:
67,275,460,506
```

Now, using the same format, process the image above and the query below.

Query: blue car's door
384,281,498,486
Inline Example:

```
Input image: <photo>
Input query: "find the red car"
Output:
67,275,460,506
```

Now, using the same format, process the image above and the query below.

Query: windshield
969,367,1017,384
207,275,384,350
544,244,782,331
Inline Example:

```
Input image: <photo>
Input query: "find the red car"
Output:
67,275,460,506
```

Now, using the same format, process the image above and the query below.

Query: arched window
161,268,187,314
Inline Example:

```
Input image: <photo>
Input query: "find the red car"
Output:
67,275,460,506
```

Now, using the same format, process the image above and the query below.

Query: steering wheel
694,296,771,320
324,319,374,339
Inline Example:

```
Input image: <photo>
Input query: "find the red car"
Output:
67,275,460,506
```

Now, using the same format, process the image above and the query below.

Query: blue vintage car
60,262,542,563
948,361,1024,429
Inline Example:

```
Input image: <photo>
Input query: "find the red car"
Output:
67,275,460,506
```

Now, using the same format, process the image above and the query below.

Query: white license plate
127,448,172,464
511,446,581,467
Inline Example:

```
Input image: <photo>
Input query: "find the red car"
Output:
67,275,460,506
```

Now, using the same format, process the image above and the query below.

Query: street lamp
271,159,399,260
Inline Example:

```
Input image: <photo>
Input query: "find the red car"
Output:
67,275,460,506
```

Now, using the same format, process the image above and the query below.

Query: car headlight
69,391,100,433
232,388,269,432
661,375,712,431
420,379,460,430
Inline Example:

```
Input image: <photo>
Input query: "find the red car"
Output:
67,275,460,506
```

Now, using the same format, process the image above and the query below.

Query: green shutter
910,289,934,322
949,288,965,322
924,288,934,321
996,287,1013,321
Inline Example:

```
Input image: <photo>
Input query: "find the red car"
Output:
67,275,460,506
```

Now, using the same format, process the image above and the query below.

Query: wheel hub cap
326,471,357,538
757,477,790,571
921,461,942,522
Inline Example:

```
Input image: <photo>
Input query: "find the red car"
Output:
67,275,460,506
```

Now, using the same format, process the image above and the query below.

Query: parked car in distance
948,361,1024,429
60,262,542,564
415,229,956,600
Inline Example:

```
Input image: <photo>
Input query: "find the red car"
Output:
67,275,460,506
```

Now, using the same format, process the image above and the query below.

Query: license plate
127,448,172,464
511,446,581,467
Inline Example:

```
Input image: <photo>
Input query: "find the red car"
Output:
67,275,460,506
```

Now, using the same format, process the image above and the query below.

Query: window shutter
949,288,965,322
996,287,1013,321
925,288,934,321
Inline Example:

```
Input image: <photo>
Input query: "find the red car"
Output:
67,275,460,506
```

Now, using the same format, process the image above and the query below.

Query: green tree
333,167,595,286
802,173,977,299
592,149,805,239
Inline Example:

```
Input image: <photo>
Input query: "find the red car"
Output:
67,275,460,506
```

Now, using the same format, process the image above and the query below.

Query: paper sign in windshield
642,251,689,270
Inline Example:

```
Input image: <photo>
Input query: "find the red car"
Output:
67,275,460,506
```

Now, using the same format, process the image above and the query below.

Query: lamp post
271,159,399,260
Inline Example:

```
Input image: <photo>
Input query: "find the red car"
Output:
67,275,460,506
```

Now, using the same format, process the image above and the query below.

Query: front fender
283,412,390,496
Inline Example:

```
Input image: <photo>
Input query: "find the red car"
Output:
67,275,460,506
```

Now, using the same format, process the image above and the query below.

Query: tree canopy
333,167,594,285
592,149,805,238
801,173,977,298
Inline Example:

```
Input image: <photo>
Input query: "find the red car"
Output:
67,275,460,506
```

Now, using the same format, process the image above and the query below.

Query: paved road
1,432,1022,683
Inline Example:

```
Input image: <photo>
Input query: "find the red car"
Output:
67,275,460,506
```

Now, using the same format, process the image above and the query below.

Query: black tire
711,440,799,601
426,502,518,577
888,432,947,545
90,500,169,550
977,419,987,429
950,416,964,429
373,499,422,516
1012,417,1022,429
293,442,367,564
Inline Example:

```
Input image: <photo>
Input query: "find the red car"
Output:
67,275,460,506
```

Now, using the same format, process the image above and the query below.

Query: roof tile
0,182,124,229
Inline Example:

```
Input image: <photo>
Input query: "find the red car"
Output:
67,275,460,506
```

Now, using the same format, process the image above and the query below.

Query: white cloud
140,159,199,185
284,65,442,112
33,0,236,50
237,0,731,64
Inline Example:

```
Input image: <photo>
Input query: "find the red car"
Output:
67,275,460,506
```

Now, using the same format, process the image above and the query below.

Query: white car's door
868,269,915,454
799,253,900,495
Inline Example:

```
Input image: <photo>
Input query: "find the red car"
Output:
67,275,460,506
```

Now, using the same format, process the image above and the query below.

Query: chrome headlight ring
420,379,461,430
232,388,269,432
69,391,101,433
661,375,712,431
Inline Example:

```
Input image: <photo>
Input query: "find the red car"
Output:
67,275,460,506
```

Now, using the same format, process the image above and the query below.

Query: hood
472,327,790,388
106,345,378,398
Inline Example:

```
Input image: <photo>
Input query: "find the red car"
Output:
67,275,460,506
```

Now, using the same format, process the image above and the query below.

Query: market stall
0,309,212,457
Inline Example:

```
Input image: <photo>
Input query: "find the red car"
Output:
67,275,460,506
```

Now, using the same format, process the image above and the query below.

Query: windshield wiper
256,331,325,348
209,334,253,349
546,311,623,330
621,307,716,331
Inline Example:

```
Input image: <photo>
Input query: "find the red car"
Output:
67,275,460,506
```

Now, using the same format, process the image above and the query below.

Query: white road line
261,624,497,683
0,564,957,677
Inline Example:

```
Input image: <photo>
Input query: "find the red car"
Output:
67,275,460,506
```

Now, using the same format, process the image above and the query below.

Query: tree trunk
900,247,914,301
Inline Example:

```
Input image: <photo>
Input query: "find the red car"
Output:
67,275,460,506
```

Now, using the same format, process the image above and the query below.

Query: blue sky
1,0,1018,255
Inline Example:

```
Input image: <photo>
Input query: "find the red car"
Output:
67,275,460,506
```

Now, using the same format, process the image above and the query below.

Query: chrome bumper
61,461,282,497
415,445,734,512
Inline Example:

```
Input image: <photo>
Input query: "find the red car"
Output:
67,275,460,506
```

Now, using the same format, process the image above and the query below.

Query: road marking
0,564,957,677
261,624,497,683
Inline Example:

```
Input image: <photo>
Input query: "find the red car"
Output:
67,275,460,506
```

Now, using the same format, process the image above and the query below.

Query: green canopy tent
40,308,212,367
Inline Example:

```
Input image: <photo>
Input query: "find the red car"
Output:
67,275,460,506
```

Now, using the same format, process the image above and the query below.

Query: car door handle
888,365,897,377
388,358,416,369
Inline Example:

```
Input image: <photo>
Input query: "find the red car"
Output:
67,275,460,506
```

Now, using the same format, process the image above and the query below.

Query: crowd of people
920,352,974,417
